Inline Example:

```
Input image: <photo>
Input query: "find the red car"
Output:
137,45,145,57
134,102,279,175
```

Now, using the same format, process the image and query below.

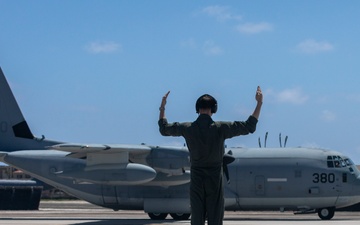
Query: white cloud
296,39,334,54
202,5,242,21
203,40,223,56
180,39,223,56
85,41,122,54
201,6,273,36
236,22,273,34
320,110,336,122
267,87,309,105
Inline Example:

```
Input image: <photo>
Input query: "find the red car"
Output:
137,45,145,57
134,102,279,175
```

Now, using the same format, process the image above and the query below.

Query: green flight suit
158,114,258,225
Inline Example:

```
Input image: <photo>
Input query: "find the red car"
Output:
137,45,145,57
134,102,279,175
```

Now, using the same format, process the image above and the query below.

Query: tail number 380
313,173,335,183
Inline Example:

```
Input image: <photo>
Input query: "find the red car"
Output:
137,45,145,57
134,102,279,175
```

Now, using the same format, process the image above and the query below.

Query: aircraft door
255,176,265,195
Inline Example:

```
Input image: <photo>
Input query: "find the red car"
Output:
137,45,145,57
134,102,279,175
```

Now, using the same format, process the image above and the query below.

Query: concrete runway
0,200,360,225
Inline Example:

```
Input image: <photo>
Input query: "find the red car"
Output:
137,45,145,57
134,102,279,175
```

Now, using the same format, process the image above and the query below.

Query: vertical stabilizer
0,67,60,151
0,67,34,139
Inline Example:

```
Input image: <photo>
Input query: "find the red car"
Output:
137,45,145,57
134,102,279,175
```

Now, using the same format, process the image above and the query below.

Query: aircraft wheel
170,213,191,220
148,213,168,220
317,207,335,220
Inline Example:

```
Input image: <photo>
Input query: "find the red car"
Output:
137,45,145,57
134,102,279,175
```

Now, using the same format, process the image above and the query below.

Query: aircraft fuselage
2,146,360,220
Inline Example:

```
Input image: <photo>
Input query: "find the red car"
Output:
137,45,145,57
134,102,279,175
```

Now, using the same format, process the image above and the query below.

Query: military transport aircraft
0,67,360,220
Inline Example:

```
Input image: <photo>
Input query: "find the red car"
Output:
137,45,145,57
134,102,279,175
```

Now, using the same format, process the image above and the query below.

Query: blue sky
1,1,360,163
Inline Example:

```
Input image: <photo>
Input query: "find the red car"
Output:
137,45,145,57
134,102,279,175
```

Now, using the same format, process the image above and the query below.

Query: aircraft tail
0,67,61,151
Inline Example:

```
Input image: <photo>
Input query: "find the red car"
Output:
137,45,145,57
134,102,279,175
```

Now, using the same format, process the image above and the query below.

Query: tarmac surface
0,200,360,225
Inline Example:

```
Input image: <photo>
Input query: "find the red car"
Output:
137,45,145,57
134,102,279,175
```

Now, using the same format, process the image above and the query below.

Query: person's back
158,88,263,225
183,114,224,168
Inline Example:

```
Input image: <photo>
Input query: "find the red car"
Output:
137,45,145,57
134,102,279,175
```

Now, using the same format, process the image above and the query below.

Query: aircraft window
327,156,334,168
344,158,354,166
334,161,341,168
331,156,339,167
327,155,349,168
327,160,334,168
341,161,346,167
332,156,346,168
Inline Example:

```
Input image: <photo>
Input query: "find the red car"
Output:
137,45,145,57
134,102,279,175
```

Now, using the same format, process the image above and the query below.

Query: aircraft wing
50,143,151,159
49,143,190,187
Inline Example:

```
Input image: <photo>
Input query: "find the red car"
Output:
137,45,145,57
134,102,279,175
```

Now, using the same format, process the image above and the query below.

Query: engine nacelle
55,163,156,185
146,146,190,175
146,171,190,186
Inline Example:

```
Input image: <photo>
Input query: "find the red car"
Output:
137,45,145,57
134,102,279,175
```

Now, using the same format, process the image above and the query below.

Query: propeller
223,150,235,184
279,133,289,148
264,132,268,148
258,137,262,148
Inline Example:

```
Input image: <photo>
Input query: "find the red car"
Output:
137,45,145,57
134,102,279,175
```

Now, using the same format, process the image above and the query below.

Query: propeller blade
223,153,235,184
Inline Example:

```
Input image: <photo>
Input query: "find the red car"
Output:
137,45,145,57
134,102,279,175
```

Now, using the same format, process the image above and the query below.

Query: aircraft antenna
279,133,282,148
258,137,262,148
264,132,268,148
284,136,288,147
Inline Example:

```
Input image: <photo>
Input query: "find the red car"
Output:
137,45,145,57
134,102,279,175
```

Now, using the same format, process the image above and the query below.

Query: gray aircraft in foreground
0,67,360,220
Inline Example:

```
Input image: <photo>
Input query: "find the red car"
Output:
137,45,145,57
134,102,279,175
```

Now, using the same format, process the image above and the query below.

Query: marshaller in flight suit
158,94,258,225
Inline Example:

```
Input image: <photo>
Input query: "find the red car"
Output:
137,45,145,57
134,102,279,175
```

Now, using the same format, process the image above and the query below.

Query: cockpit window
327,155,351,168
344,158,354,166
333,156,342,167
327,156,334,168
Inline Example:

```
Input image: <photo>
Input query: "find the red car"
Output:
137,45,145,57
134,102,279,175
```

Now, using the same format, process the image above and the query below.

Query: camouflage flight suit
158,114,258,225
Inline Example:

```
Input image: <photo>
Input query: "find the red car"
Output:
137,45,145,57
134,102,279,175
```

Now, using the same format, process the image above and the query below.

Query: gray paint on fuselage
3,146,360,212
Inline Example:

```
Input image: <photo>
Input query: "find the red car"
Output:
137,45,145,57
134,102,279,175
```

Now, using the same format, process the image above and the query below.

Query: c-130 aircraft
0,67,360,220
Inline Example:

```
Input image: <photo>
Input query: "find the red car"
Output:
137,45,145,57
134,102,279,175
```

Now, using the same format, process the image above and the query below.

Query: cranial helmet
195,94,218,113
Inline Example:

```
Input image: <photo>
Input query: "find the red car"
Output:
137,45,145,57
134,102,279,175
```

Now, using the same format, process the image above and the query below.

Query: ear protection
195,94,218,114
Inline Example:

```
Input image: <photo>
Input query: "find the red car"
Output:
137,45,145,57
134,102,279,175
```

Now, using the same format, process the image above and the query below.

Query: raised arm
252,86,263,120
159,91,170,120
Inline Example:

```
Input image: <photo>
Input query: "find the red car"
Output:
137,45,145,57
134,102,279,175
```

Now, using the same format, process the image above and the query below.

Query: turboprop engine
55,162,156,185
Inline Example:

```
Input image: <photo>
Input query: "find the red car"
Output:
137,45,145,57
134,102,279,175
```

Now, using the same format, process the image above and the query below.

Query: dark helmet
195,94,218,113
